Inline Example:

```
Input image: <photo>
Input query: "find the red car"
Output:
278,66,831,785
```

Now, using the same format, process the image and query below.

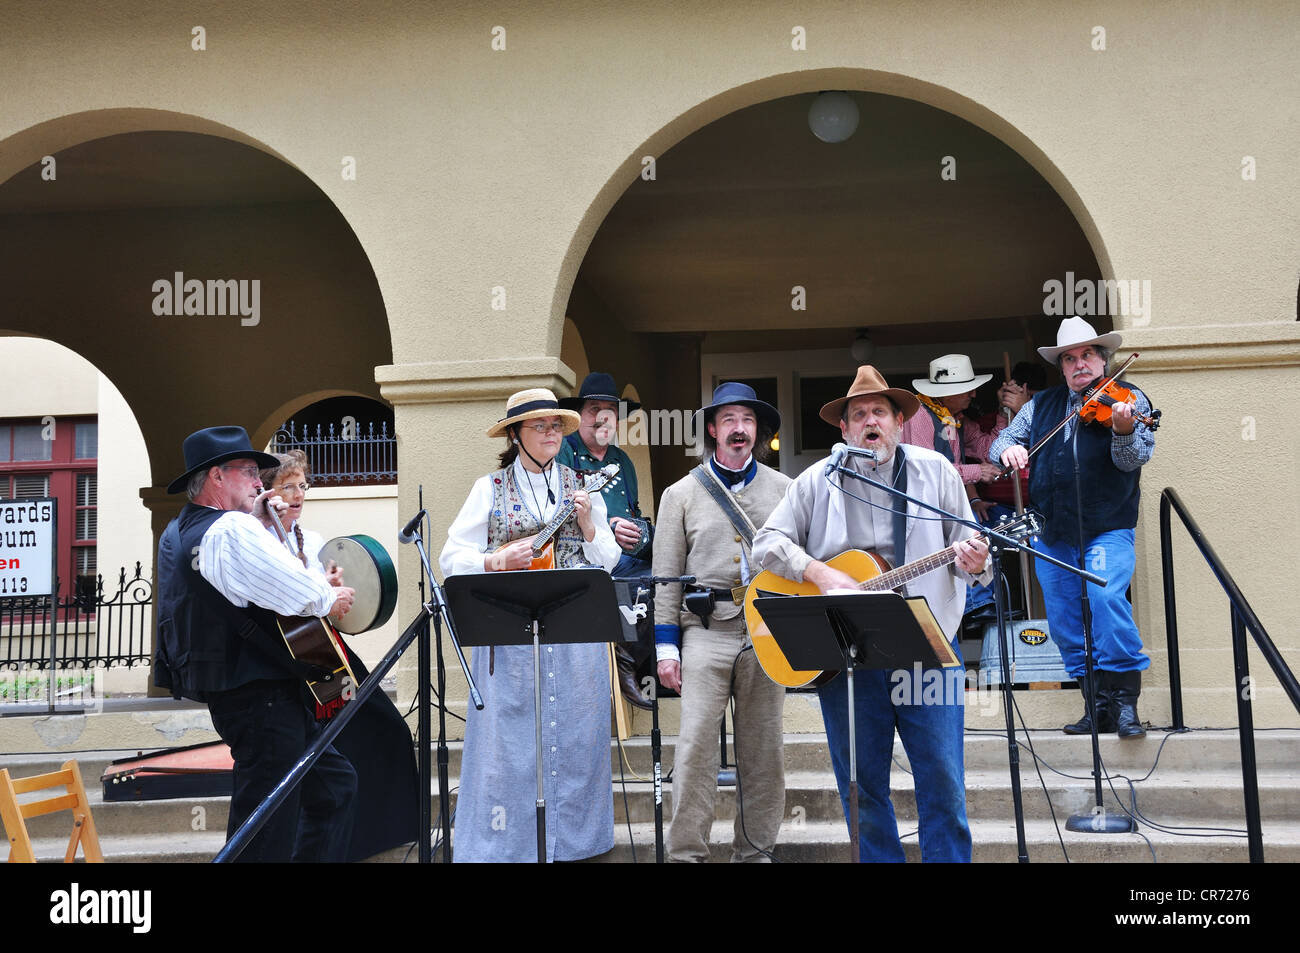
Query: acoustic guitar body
744,549,891,689
278,616,358,706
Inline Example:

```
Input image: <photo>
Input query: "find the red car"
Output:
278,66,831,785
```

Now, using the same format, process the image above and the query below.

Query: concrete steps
4,730,1297,863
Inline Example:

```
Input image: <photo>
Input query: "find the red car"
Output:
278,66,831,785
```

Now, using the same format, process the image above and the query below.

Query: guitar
493,464,620,570
262,498,359,706
744,512,1042,689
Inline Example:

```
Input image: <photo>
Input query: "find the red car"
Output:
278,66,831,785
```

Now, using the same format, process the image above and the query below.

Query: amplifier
978,619,1070,687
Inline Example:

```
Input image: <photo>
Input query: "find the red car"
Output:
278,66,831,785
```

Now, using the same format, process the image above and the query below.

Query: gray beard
855,429,902,463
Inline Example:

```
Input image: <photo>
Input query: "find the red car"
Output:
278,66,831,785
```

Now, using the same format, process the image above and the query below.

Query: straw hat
819,366,920,426
485,388,581,438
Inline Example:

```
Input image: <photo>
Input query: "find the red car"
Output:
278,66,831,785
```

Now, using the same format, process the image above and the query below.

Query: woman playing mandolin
440,388,621,863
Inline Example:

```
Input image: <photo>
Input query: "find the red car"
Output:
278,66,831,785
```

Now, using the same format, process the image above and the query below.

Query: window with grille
0,417,97,602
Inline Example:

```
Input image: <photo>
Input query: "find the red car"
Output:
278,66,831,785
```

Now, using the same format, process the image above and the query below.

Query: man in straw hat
154,426,358,862
753,367,990,862
990,317,1155,738
440,388,621,861
558,371,655,710
653,382,791,861
904,353,1006,618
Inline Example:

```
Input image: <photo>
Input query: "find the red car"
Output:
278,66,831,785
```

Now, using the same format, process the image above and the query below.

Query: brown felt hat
818,366,920,426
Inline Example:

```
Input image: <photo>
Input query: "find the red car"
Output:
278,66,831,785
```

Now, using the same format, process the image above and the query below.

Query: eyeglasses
274,482,310,494
221,465,261,479
523,422,565,434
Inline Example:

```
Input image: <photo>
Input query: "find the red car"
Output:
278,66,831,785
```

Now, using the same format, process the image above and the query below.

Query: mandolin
494,464,620,570
744,512,1041,689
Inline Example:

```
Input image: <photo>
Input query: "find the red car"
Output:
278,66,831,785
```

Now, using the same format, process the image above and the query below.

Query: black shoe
1110,670,1146,738
615,644,653,711
1063,674,1115,734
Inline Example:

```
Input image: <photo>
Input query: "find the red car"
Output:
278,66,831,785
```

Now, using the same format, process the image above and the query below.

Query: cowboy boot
1110,670,1146,738
1063,673,1115,734
615,644,653,710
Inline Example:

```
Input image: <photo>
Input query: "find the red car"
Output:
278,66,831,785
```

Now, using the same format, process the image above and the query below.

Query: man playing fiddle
989,318,1156,738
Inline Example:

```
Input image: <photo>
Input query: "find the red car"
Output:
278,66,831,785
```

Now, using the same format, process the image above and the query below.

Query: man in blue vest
990,318,1155,738
154,426,359,860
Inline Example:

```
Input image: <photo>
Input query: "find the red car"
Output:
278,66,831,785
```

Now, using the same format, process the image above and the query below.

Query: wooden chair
0,760,104,863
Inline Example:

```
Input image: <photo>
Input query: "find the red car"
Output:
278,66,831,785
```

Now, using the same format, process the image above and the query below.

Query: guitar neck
527,469,616,554
861,534,985,592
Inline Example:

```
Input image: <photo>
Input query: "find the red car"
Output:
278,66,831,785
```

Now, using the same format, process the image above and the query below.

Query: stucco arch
0,114,393,490
548,66,1116,355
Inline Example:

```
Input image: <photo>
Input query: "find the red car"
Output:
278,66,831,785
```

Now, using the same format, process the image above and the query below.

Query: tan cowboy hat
912,354,993,398
486,388,581,438
819,366,920,426
1037,316,1123,364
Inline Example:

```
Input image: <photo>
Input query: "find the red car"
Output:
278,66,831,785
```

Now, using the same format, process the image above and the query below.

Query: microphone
825,443,878,475
398,509,427,544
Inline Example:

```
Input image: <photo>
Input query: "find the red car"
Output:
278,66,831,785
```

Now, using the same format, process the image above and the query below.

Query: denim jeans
816,643,971,863
1032,528,1150,678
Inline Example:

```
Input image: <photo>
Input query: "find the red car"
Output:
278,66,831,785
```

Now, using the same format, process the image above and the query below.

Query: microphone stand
623,572,696,864
1064,426,1136,835
829,460,1105,862
400,488,482,862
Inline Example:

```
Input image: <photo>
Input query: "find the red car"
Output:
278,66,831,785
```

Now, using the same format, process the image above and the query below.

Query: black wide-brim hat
557,371,642,415
167,426,280,494
694,381,781,432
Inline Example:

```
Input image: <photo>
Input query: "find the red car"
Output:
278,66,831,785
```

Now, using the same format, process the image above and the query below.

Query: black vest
1027,384,1142,545
154,504,296,701
920,403,956,462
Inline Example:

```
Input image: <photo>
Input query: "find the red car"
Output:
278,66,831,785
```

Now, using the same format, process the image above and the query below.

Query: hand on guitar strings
804,559,859,595
571,489,595,540
486,539,533,572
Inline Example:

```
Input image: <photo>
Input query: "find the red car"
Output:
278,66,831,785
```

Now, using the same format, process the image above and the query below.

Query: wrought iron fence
270,420,397,486
0,563,153,675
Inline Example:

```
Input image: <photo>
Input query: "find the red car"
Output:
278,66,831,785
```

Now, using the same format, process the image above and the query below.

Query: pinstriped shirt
198,509,336,617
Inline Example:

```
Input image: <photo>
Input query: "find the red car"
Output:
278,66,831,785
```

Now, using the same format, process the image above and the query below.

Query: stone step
593,818,1300,864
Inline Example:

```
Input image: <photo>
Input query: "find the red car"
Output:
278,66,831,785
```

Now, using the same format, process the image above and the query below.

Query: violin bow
993,351,1140,480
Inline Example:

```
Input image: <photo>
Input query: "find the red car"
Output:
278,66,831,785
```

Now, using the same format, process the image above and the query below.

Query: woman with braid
259,450,419,860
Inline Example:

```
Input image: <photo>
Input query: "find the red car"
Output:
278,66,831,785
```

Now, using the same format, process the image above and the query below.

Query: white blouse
440,459,621,577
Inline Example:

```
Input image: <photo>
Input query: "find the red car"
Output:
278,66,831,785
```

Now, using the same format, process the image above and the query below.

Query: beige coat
652,463,791,645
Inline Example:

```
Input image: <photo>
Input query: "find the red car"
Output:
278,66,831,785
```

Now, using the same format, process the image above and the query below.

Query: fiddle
993,352,1161,480
1079,377,1162,431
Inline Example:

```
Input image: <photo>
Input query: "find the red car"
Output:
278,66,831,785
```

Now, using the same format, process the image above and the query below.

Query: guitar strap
692,463,756,546
890,445,908,571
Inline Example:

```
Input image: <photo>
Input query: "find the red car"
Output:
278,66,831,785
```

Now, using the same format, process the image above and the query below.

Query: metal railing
0,563,153,674
271,421,396,486
1160,487,1300,862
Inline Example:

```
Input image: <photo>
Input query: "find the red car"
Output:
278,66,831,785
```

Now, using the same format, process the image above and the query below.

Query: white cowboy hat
485,388,581,438
1037,316,1123,364
912,354,993,398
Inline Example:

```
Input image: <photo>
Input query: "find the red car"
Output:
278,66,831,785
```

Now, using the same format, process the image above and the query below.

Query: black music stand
753,590,958,863
445,568,623,864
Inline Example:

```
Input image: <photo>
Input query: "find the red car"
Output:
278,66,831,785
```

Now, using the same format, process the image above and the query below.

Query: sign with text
0,498,56,597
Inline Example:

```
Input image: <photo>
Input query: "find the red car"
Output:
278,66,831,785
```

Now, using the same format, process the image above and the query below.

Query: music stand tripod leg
533,619,547,864
846,663,859,864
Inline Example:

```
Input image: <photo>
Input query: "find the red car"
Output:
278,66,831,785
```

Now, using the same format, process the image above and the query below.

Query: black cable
614,736,638,863
727,643,779,862
1005,689,1070,861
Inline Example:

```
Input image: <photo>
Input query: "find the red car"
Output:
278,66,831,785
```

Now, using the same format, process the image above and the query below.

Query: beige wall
1,1,1296,727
